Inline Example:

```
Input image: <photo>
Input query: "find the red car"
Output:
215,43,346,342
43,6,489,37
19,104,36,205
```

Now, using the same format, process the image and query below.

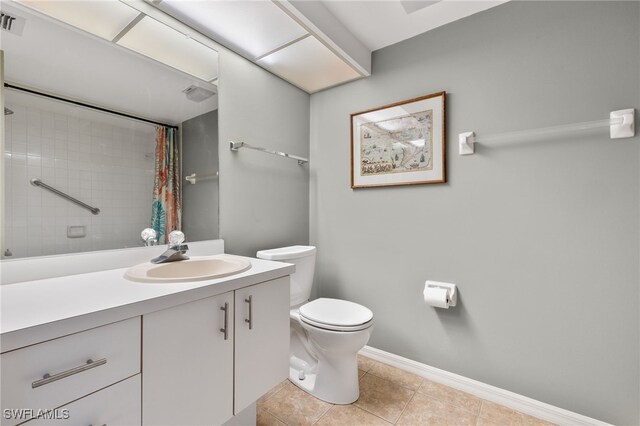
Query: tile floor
257,355,555,426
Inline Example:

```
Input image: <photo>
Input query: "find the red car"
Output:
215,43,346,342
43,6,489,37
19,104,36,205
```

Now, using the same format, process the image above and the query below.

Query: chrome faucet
150,230,189,264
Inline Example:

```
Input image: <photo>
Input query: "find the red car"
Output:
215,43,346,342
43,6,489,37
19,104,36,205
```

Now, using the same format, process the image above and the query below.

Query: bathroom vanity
0,243,292,426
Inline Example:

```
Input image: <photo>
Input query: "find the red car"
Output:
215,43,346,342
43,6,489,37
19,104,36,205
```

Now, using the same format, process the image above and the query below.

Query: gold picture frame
350,92,446,188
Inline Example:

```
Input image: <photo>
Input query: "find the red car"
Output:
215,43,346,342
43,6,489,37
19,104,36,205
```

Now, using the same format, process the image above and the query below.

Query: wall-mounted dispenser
423,280,457,309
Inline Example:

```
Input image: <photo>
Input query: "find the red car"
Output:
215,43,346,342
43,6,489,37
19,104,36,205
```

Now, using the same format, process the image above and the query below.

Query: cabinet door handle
245,295,253,330
32,358,107,389
220,302,229,340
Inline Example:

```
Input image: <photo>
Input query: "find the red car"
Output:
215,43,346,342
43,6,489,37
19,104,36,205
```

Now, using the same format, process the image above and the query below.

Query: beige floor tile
478,401,514,425
368,361,424,391
259,380,289,404
511,411,556,426
353,373,415,423
358,354,376,372
476,416,506,426
257,408,287,426
359,369,367,378
315,404,392,426
397,392,478,426
261,381,332,426
418,380,482,414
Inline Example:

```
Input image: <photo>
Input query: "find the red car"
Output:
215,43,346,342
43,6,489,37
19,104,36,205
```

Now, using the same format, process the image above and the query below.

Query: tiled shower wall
3,101,156,258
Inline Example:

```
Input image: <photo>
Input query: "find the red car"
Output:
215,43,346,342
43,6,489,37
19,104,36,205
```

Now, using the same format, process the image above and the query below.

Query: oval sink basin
124,255,252,283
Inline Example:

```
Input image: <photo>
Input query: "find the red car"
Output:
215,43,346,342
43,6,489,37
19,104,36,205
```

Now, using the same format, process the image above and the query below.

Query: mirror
1,1,219,259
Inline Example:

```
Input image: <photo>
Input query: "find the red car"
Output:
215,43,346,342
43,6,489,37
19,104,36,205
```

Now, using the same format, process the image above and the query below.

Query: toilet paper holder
425,281,458,307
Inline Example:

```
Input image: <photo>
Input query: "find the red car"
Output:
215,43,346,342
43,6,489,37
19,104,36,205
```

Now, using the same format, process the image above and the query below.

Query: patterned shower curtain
151,126,181,244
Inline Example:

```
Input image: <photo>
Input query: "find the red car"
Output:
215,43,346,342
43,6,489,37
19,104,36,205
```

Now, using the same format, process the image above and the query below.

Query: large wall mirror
1,1,220,259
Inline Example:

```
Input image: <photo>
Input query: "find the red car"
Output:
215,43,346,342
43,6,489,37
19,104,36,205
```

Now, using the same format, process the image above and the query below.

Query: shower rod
4,83,178,129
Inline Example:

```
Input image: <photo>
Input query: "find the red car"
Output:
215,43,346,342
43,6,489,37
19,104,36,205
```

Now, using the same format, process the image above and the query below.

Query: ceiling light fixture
15,0,220,84
17,0,140,40
156,0,308,60
116,15,218,82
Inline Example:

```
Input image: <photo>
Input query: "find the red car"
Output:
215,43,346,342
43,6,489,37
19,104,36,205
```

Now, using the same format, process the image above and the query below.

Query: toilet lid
299,298,373,327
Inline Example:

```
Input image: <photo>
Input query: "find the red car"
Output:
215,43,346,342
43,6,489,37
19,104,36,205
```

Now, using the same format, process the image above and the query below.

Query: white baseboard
359,346,611,426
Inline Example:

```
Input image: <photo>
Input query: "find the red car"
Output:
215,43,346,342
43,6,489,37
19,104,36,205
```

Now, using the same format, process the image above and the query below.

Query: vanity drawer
26,375,141,426
1,317,140,426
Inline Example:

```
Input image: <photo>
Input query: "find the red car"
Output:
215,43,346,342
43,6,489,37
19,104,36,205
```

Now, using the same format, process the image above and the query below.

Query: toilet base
288,305,372,405
289,367,318,397
288,354,360,405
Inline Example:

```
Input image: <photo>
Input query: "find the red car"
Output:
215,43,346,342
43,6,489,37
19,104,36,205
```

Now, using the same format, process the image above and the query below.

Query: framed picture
350,91,446,188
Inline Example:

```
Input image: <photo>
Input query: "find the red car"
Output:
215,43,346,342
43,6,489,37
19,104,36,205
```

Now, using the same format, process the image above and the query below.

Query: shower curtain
151,126,181,244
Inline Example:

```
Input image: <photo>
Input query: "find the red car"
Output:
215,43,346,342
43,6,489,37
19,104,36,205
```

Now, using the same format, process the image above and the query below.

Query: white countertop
0,255,294,353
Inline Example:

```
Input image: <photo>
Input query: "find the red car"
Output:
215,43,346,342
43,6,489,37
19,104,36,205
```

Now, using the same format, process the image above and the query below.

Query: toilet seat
299,316,373,332
299,298,373,332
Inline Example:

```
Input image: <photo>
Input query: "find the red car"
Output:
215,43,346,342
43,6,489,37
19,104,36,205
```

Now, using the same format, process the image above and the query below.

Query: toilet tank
256,246,316,306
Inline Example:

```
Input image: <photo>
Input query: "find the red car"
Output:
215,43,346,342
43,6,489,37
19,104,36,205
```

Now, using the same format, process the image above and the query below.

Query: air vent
0,11,25,36
182,85,216,103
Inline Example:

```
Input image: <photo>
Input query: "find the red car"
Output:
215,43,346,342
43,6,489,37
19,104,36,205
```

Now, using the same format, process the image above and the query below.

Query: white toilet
256,246,373,404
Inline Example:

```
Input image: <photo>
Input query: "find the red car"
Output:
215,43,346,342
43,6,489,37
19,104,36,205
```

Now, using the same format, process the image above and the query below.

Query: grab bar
230,141,308,165
30,178,100,215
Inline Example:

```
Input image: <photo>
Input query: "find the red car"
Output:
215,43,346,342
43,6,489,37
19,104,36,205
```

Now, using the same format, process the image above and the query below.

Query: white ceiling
152,0,509,92
1,0,511,101
0,2,218,125
321,0,509,51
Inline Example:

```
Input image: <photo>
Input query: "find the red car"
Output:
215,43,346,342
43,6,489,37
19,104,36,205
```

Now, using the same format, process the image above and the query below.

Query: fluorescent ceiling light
157,0,308,59
117,16,218,82
257,36,360,93
17,0,140,40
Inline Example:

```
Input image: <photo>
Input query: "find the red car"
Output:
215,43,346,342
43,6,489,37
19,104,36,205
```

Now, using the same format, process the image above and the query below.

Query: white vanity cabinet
27,375,141,426
142,291,235,426
0,317,141,426
234,278,290,413
0,253,294,426
142,276,290,425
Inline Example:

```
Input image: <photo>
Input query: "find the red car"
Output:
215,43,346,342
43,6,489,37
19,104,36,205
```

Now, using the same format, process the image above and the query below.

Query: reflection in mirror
1,2,219,259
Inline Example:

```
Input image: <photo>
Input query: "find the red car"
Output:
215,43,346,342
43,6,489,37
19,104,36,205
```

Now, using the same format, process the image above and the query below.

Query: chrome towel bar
230,141,308,165
30,178,100,215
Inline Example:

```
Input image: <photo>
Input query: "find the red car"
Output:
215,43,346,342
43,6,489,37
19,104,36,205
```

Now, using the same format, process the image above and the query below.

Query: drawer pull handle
245,295,253,330
220,302,229,340
32,358,107,388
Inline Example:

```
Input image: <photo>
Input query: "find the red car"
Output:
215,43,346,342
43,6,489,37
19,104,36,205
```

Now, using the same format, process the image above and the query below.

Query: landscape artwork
359,110,433,176
351,92,446,188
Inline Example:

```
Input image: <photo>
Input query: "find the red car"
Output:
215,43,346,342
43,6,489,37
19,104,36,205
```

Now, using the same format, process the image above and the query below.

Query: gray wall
309,2,640,424
218,50,310,256
182,109,219,241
